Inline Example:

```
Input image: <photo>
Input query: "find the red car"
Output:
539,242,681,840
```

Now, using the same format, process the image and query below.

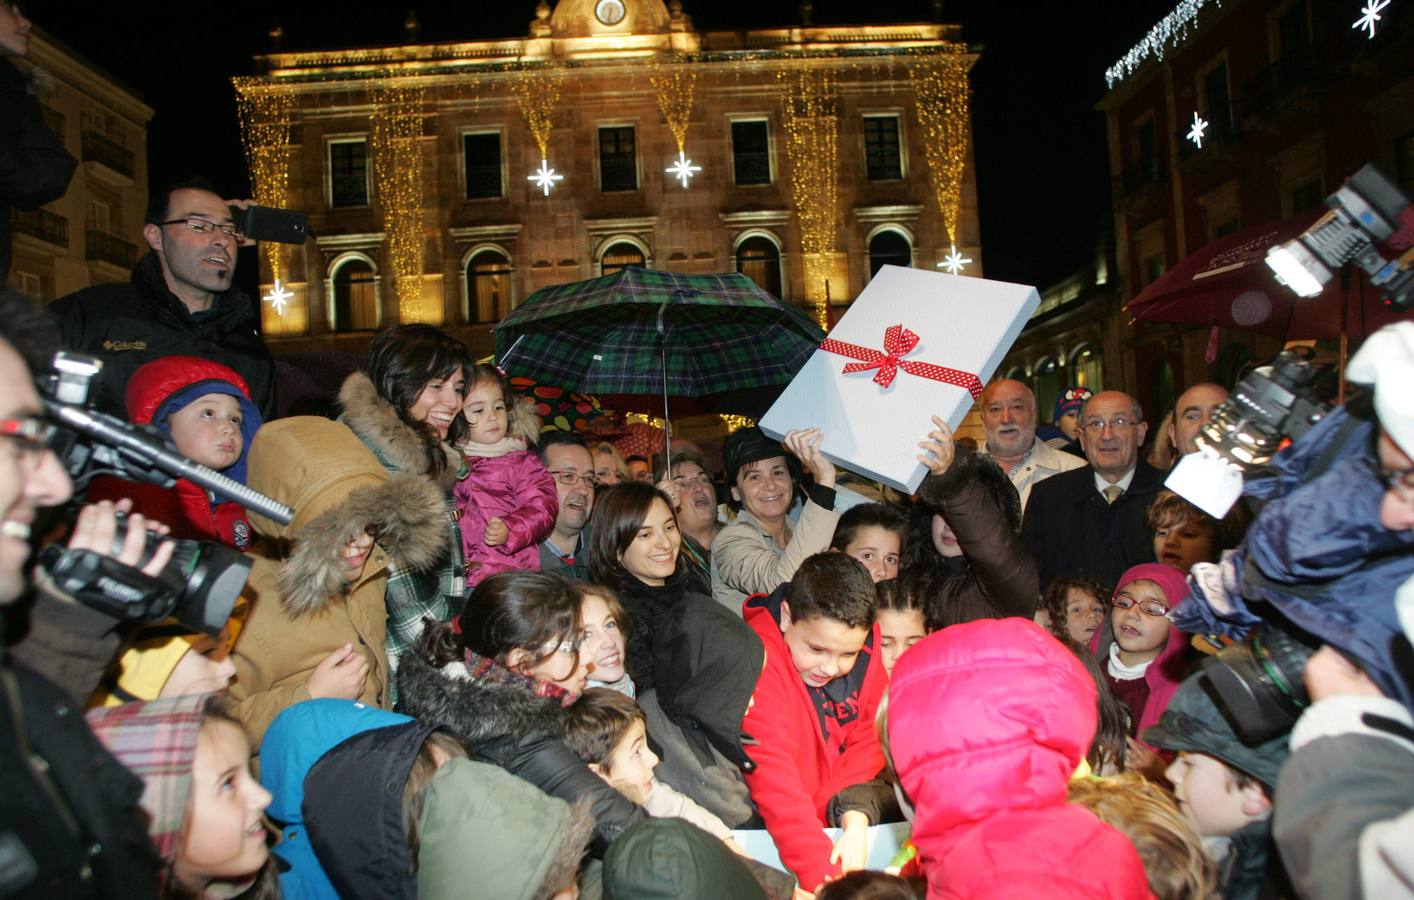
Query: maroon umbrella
1126,211,1406,341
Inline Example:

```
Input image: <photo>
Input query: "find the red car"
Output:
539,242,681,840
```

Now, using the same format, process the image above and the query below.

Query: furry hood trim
395,647,567,745
338,371,461,487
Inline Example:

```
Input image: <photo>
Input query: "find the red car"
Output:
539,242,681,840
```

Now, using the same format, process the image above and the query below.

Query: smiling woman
338,324,472,682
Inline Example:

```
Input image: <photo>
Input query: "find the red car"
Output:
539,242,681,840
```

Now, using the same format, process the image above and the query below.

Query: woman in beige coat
227,416,447,748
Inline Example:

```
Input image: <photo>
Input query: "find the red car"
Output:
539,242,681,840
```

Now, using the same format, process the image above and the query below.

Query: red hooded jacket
888,618,1153,899
741,588,888,892
1089,562,1193,739
85,356,261,549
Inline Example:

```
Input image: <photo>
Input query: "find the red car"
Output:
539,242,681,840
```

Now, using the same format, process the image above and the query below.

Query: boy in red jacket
741,552,888,893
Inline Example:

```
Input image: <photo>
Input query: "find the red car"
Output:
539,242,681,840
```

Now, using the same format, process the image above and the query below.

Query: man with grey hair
978,378,1085,511
1021,390,1163,587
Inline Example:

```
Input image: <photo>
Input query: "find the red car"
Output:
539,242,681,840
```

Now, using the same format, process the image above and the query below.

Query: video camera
1265,162,1414,311
1193,346,1335,471
35,353,292,636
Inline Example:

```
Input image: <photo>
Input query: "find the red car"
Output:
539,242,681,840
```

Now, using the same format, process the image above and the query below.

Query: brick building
234,0,982,361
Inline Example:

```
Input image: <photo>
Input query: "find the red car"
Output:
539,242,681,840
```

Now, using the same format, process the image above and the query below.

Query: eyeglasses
154,217,245,241
540,634,585,655
1381,466,1414,504
671,473,713,490
1111,592,1170,617
547,469,597,488
1083,416,1137,434
0,417,57,464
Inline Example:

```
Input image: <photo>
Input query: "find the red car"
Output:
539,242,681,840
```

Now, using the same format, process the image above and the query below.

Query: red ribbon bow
819,324,983,399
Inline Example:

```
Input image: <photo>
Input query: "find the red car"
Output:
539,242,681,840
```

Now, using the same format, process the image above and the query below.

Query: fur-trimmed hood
338,371,462,487
247,416,449,617
396,647,568,746
509,394,542,445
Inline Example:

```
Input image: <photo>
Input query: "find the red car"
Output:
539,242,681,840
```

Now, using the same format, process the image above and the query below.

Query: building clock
594,0,626,26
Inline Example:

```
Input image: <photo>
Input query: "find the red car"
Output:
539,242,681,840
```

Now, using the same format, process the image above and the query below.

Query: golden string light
778,62,839,328
650,62,697,152
719,414,756,434
908,50,971,249
511,65,563,158
233,80,295,324
370,77,430,322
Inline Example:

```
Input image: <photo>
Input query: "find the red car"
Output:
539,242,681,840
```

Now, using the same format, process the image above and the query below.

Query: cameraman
1,291,171,898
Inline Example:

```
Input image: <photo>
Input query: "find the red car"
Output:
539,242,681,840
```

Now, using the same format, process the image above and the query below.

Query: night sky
30,0,1178,292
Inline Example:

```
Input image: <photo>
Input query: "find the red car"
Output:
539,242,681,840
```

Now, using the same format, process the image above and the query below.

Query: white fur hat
1346,321,1414,456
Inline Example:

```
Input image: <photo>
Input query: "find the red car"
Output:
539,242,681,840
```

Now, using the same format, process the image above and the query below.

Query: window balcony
11,206,68,248
82,130,135,181
86,230,138,270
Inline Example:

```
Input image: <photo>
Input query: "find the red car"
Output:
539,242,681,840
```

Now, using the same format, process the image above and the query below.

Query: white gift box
761,265,1040,494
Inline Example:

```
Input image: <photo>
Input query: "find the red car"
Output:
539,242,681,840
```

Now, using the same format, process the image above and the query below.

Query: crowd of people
0,136,1411,900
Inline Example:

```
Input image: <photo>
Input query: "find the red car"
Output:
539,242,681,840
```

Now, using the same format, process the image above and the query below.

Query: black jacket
1020,459,1163,590
395,649,647,852
0,59,76,284
302,719,443,900
910,447,1039,630
614,564,714,694
48,251,276,418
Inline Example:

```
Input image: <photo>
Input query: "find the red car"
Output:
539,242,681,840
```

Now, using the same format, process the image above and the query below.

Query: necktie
1102,485,1124,505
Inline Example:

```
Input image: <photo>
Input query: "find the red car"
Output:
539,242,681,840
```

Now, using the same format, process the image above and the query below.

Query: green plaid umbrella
493,268,824,398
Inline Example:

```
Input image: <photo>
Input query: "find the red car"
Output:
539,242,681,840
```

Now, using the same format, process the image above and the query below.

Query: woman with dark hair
396,571,648,850
338,324,472,679
586,482,713,693
902,417,1039,631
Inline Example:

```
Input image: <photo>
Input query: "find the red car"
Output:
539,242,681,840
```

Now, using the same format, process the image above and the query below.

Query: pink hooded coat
888,618,1153,900
1089,562,1193,738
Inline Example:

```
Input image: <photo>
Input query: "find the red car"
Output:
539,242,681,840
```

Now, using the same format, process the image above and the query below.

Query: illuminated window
736,236,782,298
601,242,645,276
331,257,378,331
467,249,513,323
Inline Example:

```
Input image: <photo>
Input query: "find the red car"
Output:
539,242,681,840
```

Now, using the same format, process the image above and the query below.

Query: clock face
595,0,626,26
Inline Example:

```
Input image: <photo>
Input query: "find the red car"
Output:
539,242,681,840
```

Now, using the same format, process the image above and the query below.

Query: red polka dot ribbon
819,324,983,399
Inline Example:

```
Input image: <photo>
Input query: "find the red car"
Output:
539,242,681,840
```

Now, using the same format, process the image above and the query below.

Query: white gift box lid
760,265,1040,494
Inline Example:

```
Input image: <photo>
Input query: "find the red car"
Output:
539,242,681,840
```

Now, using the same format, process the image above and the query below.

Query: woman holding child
338,325,472,675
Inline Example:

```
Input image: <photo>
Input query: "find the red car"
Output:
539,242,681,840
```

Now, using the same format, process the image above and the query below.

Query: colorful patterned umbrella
492,268,825,398
508,376,610,433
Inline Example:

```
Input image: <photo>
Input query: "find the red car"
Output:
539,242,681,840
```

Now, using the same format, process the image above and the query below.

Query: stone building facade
236,0,982,360
9,28,152,305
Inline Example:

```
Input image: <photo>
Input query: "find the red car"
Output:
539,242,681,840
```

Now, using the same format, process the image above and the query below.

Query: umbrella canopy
614,421,666,458
1126,211,1406,341
492,268,825,397
508,375,611,433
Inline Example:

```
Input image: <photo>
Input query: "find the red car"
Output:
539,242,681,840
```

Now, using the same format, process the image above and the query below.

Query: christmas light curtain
779,62,839,328
909,50,972,264
511,65,565,195
651,61,701,187
370,77,431,322
234,80,297,327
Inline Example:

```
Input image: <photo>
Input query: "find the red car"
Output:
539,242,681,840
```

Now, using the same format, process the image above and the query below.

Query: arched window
467,249,514,323
1033,357,1061,424
736,235,782,299
601,241,645,276
331,257,378,332
1004,366,1026,381
868,229,912,278
1069,343,1103,391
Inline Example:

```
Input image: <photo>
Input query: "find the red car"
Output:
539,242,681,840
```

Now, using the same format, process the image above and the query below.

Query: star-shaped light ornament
1353,0,1390,38
665,151,702,188
263,280,292,315
939,244,972,275
1187,111,1209,149
528,158,563,196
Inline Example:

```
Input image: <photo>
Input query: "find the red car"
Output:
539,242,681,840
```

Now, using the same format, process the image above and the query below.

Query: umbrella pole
657,303,672,477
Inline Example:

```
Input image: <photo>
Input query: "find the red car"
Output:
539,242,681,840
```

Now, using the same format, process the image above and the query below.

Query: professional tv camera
35,353,292,636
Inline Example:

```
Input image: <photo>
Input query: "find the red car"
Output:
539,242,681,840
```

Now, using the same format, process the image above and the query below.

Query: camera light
1265,242,1330,298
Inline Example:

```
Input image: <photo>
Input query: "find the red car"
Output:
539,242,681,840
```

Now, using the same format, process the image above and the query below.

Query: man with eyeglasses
536,431,596,580
1022,390,1163,589
48,177,275,418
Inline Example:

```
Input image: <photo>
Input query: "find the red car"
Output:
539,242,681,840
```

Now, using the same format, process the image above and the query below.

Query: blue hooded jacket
260,700,412,900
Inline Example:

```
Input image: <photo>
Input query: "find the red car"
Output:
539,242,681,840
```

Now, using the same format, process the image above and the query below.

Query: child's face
876,608,925,676
1065,586,1106,644
174,719,271,892
342,530,376,579
161,633,237,699
167,393,244,471
580,592,626,684
596,717,659,800
462,379,509,446
1110,578,1172,661
841,525,901,582
617,497,681,587
1165,751,1267,837
930,514,962,559
1153,515,1216,573
780,604,869,689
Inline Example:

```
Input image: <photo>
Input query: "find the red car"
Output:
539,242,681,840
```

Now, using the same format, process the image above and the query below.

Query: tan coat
228,416,447,748
709,500,840,613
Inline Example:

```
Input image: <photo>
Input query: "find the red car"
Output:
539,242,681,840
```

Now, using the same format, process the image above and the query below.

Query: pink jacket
888,618,1153,900
453,449,558,586
1089,562,1193,737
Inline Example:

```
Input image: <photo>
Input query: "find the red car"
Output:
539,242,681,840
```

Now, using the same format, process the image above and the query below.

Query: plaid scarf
461,647,580,708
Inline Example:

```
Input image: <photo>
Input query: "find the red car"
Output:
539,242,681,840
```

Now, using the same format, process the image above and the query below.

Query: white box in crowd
761,264,1040,493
